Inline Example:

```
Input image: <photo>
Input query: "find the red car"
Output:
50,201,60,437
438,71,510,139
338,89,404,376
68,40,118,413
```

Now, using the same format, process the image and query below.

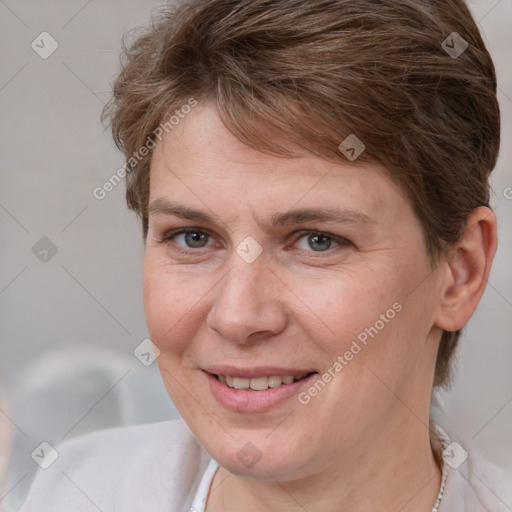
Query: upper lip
204,365,317,379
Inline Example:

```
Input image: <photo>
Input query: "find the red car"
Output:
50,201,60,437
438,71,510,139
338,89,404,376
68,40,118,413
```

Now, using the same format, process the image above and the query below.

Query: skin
143,102,497,511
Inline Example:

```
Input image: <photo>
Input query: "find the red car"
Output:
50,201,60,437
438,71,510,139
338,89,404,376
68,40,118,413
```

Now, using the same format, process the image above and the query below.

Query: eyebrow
269,208,375,228
148,198,213,223
147,198,376,229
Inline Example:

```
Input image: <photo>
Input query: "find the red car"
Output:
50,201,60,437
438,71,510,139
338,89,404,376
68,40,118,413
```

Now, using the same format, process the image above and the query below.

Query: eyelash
153,228,215,256
156,227,353,255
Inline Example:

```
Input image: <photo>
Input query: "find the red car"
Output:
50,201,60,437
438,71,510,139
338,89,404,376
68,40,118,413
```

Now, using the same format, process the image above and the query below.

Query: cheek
289,258,431,388
288,271,392,357
142,255,211,352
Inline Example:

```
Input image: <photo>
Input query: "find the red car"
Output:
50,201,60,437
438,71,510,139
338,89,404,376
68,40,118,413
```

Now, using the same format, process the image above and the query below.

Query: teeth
268,375,283,388
249,376,268,391
218,373,309,391
232,377,249,389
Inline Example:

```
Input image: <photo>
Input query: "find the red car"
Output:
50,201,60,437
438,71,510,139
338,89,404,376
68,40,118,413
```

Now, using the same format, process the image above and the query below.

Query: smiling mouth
214,373,316,391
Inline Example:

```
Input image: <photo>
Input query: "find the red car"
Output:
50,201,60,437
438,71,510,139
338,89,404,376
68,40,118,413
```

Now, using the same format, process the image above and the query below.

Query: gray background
0,0,511,510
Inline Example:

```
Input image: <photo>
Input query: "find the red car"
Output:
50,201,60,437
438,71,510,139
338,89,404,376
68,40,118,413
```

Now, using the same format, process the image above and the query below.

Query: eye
297,233,337,252
294,232,346,252
170,229,213,249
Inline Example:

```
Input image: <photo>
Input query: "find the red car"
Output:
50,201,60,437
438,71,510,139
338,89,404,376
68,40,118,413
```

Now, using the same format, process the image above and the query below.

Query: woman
21,0,509,510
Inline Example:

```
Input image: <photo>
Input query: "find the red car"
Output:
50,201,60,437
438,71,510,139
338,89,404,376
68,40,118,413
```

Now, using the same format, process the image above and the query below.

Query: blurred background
0,0,511,510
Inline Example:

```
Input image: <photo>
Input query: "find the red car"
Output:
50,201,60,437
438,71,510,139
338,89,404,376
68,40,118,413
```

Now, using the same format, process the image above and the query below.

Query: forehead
149,103,412,225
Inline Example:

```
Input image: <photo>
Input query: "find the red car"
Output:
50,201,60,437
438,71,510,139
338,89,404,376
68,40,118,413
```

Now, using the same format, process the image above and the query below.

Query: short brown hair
103,0,500,387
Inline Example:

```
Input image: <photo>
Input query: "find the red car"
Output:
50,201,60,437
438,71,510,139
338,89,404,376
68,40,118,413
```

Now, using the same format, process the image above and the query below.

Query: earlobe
434,206,498,332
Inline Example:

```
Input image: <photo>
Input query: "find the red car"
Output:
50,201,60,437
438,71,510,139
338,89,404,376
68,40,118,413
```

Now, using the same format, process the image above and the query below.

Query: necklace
430,457,449,512
430,422,450,512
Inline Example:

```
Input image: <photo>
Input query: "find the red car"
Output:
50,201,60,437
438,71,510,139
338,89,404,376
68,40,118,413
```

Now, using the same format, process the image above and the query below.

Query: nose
206,257,288,344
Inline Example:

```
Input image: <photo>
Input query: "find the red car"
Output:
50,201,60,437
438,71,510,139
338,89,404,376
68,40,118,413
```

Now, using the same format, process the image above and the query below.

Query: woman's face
144,102,446,479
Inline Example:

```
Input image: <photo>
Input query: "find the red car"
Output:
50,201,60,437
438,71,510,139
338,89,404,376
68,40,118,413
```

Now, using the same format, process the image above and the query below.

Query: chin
199,428,311,480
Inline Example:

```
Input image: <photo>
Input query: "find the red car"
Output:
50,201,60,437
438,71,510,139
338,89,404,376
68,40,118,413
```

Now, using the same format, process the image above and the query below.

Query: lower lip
206,372,317,412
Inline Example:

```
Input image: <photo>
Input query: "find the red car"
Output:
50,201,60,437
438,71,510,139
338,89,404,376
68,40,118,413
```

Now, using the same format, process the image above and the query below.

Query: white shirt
190,458,219,512
20,419,510,512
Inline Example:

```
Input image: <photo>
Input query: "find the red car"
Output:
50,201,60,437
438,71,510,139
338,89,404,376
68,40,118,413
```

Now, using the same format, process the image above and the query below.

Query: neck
206,414,441,512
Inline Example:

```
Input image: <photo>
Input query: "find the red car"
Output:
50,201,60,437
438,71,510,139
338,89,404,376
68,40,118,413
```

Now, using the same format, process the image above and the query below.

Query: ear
434,206,497,332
